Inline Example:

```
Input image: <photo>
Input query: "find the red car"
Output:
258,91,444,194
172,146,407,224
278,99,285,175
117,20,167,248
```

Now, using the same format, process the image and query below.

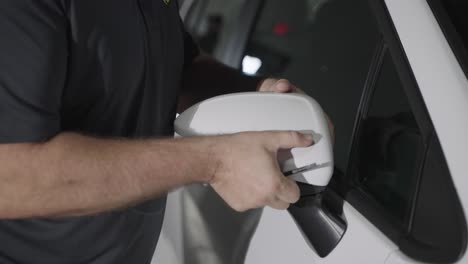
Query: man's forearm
178,55,264,112
0,133,216,219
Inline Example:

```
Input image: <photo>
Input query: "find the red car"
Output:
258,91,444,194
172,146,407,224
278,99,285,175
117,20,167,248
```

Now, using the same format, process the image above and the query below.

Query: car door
172,0,468,263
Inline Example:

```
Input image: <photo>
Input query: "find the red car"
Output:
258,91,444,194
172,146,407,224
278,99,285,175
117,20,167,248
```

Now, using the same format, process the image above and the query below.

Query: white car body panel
174,92,334,186
386,251,425,264
245,203,398,264
152,190,185,264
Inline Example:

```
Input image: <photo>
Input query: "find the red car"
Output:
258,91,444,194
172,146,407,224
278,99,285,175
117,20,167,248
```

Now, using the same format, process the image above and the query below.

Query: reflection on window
184,0,245,55
356,52,424,224
197,14,223,54
242,0,380,172
440,0,468,50
430,0,468,79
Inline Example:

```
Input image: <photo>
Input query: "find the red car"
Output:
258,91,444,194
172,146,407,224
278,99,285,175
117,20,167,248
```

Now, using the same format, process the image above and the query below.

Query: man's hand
258,78,335,143
257,78,305,94
210,131,314,212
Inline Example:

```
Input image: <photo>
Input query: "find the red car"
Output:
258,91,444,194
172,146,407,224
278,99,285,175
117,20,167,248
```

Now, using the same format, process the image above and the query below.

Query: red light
273,22,289,36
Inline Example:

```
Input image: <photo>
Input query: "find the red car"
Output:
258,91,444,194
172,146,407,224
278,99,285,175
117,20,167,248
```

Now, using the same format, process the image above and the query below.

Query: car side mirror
175,92,334,189
175,92,346,258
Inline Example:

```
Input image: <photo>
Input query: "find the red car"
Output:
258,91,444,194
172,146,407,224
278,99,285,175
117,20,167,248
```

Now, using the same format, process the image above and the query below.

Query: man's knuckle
259,192,272,205
237,207,247,212
276,203,287,210
265,180,280,194
288,131,300,143
231,202,246,212
273,181,283,193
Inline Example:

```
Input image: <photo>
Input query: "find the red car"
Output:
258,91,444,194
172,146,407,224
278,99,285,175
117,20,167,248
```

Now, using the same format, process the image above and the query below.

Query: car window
441,0,468,44
242,0,380,173
354,50,424,224
346,2,467,259
428,0,468,79
184,0,246,55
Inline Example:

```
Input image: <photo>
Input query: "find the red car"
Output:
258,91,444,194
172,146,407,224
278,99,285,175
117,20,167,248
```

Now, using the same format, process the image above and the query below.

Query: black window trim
344,0,435,235
344,41,425,243
344,40,417,237
343,0,467,262
427,0,468,80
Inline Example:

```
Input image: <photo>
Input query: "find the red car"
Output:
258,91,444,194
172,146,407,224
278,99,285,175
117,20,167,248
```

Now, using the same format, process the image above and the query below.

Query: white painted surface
385,251,425,264
245,203,398,264
153,190,184,264
175,92,334,186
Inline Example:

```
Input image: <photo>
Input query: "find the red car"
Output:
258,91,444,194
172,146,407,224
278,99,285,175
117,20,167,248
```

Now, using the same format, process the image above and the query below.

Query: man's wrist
206,136,222,184
184,136,224,184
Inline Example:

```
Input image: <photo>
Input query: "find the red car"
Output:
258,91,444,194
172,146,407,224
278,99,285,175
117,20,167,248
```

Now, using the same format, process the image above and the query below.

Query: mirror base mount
288,189,347,258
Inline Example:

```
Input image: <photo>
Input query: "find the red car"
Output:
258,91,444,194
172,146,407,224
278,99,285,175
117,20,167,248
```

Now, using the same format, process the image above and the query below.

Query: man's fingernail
277,84,289,91
305,134,314,143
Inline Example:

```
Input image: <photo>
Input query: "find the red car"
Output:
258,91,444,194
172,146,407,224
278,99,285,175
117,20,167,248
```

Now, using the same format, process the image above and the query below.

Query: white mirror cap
175,92,334,187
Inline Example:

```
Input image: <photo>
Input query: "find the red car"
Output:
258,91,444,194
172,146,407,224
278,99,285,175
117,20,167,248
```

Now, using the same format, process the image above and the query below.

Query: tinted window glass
184,0,245,55
440,0,468,49
355,51,425,224
243,0,380,172
429,0,468,79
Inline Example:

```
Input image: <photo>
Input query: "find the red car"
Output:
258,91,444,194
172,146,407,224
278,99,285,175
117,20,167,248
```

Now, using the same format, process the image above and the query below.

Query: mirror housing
175,92,334,188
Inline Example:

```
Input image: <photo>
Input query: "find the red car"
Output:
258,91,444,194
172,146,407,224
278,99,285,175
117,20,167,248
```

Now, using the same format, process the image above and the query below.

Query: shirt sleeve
0,0,68,143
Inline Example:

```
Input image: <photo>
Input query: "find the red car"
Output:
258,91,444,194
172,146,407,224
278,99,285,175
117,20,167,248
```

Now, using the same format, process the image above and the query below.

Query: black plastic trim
342,0,468,262
289,189,347,258
346,44,427,235
344,42,411,244
399,131,468,263
342,39,386,187
427,0,468,80
368,1,434,141
298,182,326,197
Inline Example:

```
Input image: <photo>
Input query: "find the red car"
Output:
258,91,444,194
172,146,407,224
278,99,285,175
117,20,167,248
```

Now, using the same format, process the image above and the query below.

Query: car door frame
344,1,467,262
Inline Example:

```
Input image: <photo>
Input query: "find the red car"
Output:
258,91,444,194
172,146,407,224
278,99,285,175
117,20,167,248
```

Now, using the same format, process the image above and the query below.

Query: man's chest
61,0,185,134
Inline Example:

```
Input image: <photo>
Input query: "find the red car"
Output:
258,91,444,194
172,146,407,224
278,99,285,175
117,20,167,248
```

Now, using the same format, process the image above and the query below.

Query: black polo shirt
0,0,198,263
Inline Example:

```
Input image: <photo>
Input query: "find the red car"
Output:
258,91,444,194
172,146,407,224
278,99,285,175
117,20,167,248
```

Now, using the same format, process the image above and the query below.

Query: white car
155,0,468,263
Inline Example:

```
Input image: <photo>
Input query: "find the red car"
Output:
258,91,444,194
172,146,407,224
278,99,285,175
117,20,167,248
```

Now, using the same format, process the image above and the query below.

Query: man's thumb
273,131,314,150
